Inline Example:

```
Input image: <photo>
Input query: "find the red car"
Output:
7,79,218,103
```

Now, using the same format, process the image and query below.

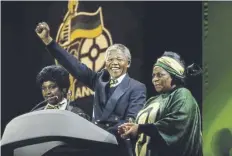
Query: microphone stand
30,96,58,112
66,90,72,109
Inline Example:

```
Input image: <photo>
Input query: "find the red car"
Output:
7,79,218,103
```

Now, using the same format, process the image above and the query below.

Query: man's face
41,81,64,105
105,50,129,79
152,66,173,93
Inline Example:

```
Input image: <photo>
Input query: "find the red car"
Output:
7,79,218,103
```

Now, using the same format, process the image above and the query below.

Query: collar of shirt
47,98,68,110
110,73,126,87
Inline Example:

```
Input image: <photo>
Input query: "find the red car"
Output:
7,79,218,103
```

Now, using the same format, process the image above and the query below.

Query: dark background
1,1,202,135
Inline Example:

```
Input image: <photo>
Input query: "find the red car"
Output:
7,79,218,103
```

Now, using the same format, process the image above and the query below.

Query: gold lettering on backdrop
55,0,113,100
75,87,95,98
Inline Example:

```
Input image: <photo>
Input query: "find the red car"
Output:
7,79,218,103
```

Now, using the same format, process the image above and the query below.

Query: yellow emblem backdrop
55,0,113,100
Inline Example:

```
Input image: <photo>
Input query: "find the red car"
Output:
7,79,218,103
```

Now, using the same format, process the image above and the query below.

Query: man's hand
118,123,139,139
35,22,53,45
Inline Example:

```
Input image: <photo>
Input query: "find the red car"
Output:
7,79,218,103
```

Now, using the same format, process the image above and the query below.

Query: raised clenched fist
35,22,53,45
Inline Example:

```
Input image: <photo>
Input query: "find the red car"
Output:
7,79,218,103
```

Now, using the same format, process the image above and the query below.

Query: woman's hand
118,123,139,139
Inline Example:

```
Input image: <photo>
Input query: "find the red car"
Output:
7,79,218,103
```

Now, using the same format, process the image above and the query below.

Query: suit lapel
100,82,108,105
98,70,110,105
100,74,130,121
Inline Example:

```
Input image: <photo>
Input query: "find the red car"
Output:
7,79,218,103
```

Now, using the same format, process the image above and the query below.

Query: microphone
66,90,72,109
30,96,58,112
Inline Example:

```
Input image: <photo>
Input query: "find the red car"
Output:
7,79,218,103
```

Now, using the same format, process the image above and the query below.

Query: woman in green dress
118,51,202,156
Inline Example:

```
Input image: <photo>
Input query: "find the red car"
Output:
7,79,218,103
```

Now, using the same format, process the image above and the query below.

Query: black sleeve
46,40,98,90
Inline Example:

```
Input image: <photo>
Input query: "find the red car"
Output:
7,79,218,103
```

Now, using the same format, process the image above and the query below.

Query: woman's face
152,66,173,93
41,81,64,105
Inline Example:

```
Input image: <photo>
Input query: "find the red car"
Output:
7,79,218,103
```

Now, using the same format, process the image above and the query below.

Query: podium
1,110,118,156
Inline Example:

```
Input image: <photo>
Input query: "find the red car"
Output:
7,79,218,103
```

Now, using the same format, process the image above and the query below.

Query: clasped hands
118,123,139,139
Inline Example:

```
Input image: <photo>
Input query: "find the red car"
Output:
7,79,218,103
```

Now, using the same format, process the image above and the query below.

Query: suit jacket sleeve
46,40,98,90
108,83,147,135
125,83,147,121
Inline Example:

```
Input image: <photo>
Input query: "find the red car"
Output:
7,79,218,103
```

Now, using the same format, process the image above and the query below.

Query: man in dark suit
35,65,90,120
35,22,146,156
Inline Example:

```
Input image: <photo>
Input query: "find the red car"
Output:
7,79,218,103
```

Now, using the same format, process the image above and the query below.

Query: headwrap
154,56,202,79
154,56,185,78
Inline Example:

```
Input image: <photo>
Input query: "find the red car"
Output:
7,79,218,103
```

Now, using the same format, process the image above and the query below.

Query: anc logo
55,0,112,100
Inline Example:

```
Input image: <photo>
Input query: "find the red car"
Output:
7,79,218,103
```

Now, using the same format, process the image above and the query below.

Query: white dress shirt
45,98,68,110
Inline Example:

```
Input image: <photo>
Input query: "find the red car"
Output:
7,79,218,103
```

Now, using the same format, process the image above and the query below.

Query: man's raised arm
35,22,97,90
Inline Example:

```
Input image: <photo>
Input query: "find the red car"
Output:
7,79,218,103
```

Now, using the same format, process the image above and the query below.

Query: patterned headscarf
154,56,185,78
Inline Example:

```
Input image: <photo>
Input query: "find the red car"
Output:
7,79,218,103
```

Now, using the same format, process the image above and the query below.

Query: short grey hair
105,44,131,67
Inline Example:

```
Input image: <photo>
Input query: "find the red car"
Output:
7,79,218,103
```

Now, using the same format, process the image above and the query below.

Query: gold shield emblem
55,0,113,100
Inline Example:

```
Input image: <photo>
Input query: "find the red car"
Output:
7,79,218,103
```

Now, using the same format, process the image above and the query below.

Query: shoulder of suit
69,104,85,112
69,101,84,110
128,77,146,88
69,101,76,105
96,69,110,81
98,68,108,75
68,101,78,109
